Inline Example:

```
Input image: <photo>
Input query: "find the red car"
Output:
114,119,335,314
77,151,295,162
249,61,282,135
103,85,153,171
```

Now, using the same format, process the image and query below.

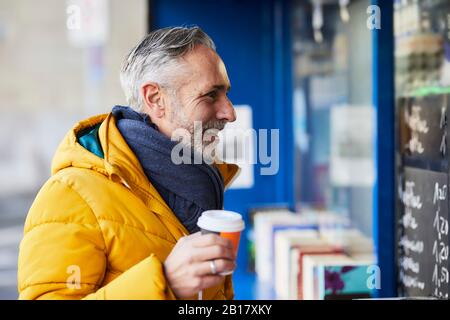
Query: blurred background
1,0,449,300
0,0,146,299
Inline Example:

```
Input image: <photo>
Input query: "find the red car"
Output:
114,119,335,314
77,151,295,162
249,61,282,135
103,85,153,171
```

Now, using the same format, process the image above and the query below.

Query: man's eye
206,91,218,99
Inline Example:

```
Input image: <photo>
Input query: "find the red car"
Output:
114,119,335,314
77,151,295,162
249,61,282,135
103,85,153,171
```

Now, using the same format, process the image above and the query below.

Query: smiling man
18,26,240,300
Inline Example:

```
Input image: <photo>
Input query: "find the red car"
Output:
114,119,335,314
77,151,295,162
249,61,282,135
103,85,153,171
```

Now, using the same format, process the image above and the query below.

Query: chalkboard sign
396,94,450,299
397,167,449,298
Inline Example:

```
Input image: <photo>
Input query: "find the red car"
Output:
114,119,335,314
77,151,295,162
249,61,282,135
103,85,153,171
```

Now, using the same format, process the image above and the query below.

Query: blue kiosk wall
372,0,395,298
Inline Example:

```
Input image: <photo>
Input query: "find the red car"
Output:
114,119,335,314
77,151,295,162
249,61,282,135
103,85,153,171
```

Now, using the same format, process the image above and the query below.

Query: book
291,245,343,300
302,254,376,300
274,229,320,299
320,227,374,253
254,211,318,283
255,210,353,284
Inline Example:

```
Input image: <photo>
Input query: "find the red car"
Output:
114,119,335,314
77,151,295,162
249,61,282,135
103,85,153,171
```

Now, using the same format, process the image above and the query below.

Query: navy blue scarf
112,106,224,234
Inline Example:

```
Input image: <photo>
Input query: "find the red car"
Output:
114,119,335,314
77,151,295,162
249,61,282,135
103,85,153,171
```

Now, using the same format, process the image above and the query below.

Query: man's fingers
183,232,202,240
194,259,236,276
191,245,235,262
191,233,233,249
177,232,201,245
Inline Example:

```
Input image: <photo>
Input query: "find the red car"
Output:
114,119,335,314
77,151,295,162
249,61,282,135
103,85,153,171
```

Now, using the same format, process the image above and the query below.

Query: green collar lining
77,123,104,159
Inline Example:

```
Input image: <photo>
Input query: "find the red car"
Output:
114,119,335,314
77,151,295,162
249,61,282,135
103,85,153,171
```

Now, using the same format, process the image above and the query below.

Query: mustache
202,120,227,132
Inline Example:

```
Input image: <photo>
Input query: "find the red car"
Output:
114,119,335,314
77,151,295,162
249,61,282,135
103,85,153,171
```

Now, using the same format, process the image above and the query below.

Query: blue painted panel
372,0,396,298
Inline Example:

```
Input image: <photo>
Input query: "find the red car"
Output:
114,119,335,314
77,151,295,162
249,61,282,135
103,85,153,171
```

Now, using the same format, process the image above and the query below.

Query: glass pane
291,0,374,237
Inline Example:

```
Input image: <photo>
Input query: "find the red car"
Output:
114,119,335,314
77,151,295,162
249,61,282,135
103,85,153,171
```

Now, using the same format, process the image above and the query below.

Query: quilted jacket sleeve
17,178,176,300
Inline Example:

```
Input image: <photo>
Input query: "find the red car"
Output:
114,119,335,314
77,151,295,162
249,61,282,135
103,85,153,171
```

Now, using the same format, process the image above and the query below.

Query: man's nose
216,98,236,122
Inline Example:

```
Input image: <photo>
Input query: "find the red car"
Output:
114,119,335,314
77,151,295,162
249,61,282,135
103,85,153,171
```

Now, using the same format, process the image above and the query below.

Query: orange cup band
220,231,241,255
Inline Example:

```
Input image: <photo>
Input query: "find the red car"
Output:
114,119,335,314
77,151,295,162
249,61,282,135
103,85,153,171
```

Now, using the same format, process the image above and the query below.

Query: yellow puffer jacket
17,113,240,300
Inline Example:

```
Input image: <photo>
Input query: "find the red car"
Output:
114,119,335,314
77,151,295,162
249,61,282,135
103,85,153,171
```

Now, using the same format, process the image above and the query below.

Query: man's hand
163,232,236,299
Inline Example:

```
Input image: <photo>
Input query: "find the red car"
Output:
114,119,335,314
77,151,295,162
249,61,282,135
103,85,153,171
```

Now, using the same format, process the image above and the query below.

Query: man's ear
140,82,166,118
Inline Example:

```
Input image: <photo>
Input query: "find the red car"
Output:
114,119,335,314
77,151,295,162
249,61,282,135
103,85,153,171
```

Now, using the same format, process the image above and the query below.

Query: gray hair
119,26,216,112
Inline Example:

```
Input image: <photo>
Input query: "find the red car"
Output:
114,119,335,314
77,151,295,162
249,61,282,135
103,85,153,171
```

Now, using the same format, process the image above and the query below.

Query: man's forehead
200,82,231,92
178,46,231,93
186,69,230,94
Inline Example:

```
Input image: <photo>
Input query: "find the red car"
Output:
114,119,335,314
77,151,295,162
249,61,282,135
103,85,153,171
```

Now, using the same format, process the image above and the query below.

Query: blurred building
0,0,147,299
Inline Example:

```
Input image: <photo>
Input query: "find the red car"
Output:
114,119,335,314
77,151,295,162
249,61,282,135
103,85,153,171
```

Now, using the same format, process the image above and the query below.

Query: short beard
169,94,226,162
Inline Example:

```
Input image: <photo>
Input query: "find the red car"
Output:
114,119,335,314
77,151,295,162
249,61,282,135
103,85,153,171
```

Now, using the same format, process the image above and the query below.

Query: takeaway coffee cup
197,210,245,275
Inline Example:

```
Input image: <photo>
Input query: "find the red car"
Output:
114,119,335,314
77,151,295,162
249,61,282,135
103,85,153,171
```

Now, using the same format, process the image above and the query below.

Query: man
17,26,240,300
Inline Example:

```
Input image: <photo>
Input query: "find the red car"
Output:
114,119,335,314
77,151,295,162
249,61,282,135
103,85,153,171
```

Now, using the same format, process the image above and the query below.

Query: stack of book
254,210,375,300
254,210,318,284
274,229,321,299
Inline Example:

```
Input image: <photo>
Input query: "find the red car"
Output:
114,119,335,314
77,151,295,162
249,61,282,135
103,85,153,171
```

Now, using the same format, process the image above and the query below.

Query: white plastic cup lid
197,210,245,233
